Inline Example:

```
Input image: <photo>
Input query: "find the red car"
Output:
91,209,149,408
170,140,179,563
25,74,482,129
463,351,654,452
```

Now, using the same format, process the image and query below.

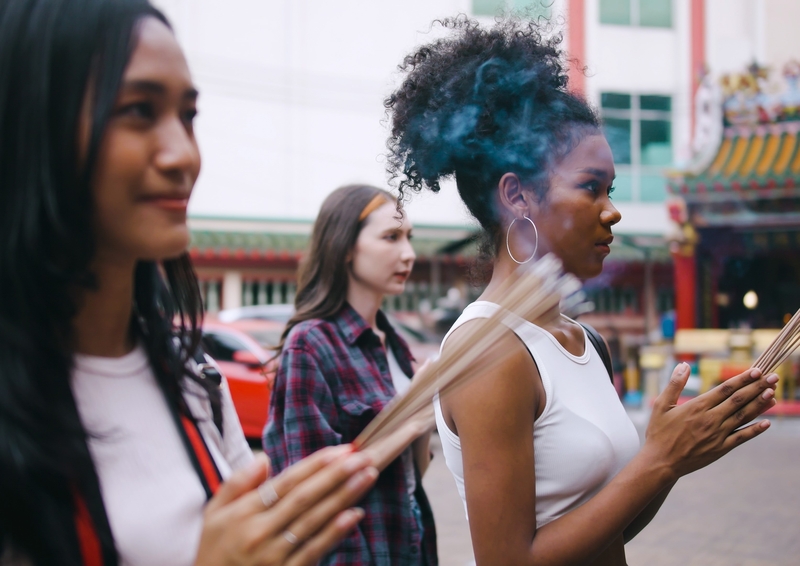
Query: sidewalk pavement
425,413,800,566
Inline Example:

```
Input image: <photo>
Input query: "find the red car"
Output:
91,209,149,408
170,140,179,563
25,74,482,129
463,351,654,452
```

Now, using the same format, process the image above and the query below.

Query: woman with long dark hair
0,2,382,564
265,185,438,565
385,16,778,566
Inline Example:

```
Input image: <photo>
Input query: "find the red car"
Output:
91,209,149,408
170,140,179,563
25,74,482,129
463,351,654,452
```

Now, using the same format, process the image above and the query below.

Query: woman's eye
581,181,599,193
183,108,198,124
117,101,154,120
607,185,616,199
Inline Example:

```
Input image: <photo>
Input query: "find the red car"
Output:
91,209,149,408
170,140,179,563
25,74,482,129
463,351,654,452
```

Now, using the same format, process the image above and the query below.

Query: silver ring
258,481,280,509
283,530,299,545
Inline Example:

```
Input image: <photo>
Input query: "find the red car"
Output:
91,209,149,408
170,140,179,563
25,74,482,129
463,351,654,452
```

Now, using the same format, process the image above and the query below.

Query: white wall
151,0,800,238
154,0,475,227
706,0,757,75
762,0,800,70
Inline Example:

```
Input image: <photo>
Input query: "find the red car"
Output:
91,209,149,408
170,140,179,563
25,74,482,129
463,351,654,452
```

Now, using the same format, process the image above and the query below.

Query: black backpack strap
580,322,613,383
192,346,224,437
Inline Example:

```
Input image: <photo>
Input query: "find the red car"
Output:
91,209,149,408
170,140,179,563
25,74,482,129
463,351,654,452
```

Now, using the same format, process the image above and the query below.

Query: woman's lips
595,243,611,254
146,197,189,211
394,271,410,280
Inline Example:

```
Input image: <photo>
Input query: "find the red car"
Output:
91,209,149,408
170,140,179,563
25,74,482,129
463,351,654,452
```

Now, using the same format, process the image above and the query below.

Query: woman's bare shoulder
441,320,542,431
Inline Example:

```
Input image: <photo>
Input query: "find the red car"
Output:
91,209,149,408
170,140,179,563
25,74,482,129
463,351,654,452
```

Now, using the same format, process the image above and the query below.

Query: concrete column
222,271,242,310
431,257,442,301
643,251,657,339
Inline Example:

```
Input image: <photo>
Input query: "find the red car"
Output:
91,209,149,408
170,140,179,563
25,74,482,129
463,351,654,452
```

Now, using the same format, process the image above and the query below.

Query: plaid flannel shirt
263,304,438,566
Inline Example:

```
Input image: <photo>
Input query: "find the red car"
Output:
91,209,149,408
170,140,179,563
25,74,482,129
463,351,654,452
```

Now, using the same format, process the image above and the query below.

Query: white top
2,346,253,566
433,301,640,528
386,346,416,495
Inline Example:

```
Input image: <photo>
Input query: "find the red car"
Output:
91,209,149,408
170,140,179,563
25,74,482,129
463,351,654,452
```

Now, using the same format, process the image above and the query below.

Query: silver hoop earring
506,216,539,265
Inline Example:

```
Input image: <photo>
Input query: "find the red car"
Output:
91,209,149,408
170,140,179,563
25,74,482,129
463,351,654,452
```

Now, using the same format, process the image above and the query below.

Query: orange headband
358,194,391,222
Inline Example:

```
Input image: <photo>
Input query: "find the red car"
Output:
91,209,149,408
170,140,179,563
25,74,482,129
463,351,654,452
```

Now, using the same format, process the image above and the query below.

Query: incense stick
753,307,800,375
355,254,583,449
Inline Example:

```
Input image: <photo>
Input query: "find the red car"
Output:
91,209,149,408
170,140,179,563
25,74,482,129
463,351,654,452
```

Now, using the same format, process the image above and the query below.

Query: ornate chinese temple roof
668,121,800,197
668,62,800,201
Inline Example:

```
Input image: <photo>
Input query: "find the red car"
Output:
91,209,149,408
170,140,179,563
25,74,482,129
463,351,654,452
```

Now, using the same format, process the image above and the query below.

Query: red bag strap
178,413,222,496
72,411,222,565
73,489,104,566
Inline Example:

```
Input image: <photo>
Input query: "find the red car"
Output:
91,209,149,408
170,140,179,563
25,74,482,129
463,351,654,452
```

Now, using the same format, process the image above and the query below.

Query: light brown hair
276,184,396,351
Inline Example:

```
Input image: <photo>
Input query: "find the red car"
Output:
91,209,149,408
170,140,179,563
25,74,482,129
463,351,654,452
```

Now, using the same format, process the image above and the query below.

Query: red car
201,320,275,439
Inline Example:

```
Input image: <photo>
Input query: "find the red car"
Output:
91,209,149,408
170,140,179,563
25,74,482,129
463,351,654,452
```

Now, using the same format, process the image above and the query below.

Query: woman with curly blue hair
386,15,778,565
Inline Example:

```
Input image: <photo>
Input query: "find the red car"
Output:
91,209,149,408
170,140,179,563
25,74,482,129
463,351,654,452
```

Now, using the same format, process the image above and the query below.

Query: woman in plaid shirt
264,185,438,566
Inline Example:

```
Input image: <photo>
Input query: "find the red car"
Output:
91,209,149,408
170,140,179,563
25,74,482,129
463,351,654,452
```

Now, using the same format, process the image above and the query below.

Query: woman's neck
72,257,137,357
480,254,562,325
346,281,383,330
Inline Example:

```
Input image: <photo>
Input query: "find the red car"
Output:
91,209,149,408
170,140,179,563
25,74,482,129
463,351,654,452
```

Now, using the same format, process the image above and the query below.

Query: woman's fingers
708,372,777,420
269,445,355,501
227,445,354,519
265,452,374,534
721,419,772,452
698,368,762,410
205,452,270,514
243,456,376,564
264,466,378,560
279,467,377,545
652,363,691,413
282,508,366,566
719,379,778,430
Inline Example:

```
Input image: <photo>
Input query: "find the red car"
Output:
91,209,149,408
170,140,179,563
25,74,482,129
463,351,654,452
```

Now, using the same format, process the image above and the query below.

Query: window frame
471,0,551,18
599,0,672,28
600,92,673,202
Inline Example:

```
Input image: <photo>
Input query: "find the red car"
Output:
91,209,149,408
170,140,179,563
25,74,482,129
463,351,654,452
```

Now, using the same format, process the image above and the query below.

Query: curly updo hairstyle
385,15,599,253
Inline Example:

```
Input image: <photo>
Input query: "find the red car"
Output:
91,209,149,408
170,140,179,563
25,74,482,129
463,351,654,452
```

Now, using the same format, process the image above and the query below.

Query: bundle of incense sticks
355,254,583,450
752,307,800,375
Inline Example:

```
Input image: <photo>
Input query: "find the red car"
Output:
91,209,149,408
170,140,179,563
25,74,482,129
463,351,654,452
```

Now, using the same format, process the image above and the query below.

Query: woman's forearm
623,480,677,543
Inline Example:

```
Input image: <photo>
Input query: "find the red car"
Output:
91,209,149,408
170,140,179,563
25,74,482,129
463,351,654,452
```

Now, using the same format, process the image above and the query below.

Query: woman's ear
497,172,532,219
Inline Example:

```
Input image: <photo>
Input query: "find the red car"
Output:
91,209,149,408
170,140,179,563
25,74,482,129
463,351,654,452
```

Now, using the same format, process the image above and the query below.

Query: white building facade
151,0,800,320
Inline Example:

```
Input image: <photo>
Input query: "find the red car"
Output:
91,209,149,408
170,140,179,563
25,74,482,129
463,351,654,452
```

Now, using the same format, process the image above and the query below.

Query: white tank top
433,301,640,528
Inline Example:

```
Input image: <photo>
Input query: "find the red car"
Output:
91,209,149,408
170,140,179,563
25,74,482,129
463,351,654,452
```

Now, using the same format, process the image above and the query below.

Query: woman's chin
565,259,605,282
382,282,407,297
140,235,190,262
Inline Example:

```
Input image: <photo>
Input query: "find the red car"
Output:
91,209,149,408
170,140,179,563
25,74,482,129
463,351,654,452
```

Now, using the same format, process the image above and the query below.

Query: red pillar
567,0,586,96
690,0,706,139
672,251,697,330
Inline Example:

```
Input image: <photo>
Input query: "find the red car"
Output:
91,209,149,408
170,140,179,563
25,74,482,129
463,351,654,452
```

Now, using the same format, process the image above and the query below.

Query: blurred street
424,413,800,566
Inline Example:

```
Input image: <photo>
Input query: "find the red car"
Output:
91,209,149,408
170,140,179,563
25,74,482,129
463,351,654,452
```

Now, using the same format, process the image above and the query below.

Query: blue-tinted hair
386,16,599,250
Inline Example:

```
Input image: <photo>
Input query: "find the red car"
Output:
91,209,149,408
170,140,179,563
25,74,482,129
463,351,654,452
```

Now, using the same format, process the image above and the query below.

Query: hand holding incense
752,307,800,375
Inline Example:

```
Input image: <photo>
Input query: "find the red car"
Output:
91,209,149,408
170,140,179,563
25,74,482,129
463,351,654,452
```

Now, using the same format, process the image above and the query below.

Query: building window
472,0,550,18
601,92,672,202
200,279,222,314
585,286,640,314
241,279,296,306
600,0,672,28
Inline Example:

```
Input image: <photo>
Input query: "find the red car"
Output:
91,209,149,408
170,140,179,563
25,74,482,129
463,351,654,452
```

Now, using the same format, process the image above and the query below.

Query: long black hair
0,1,205,563
385,15,600,254
277,185,395,352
